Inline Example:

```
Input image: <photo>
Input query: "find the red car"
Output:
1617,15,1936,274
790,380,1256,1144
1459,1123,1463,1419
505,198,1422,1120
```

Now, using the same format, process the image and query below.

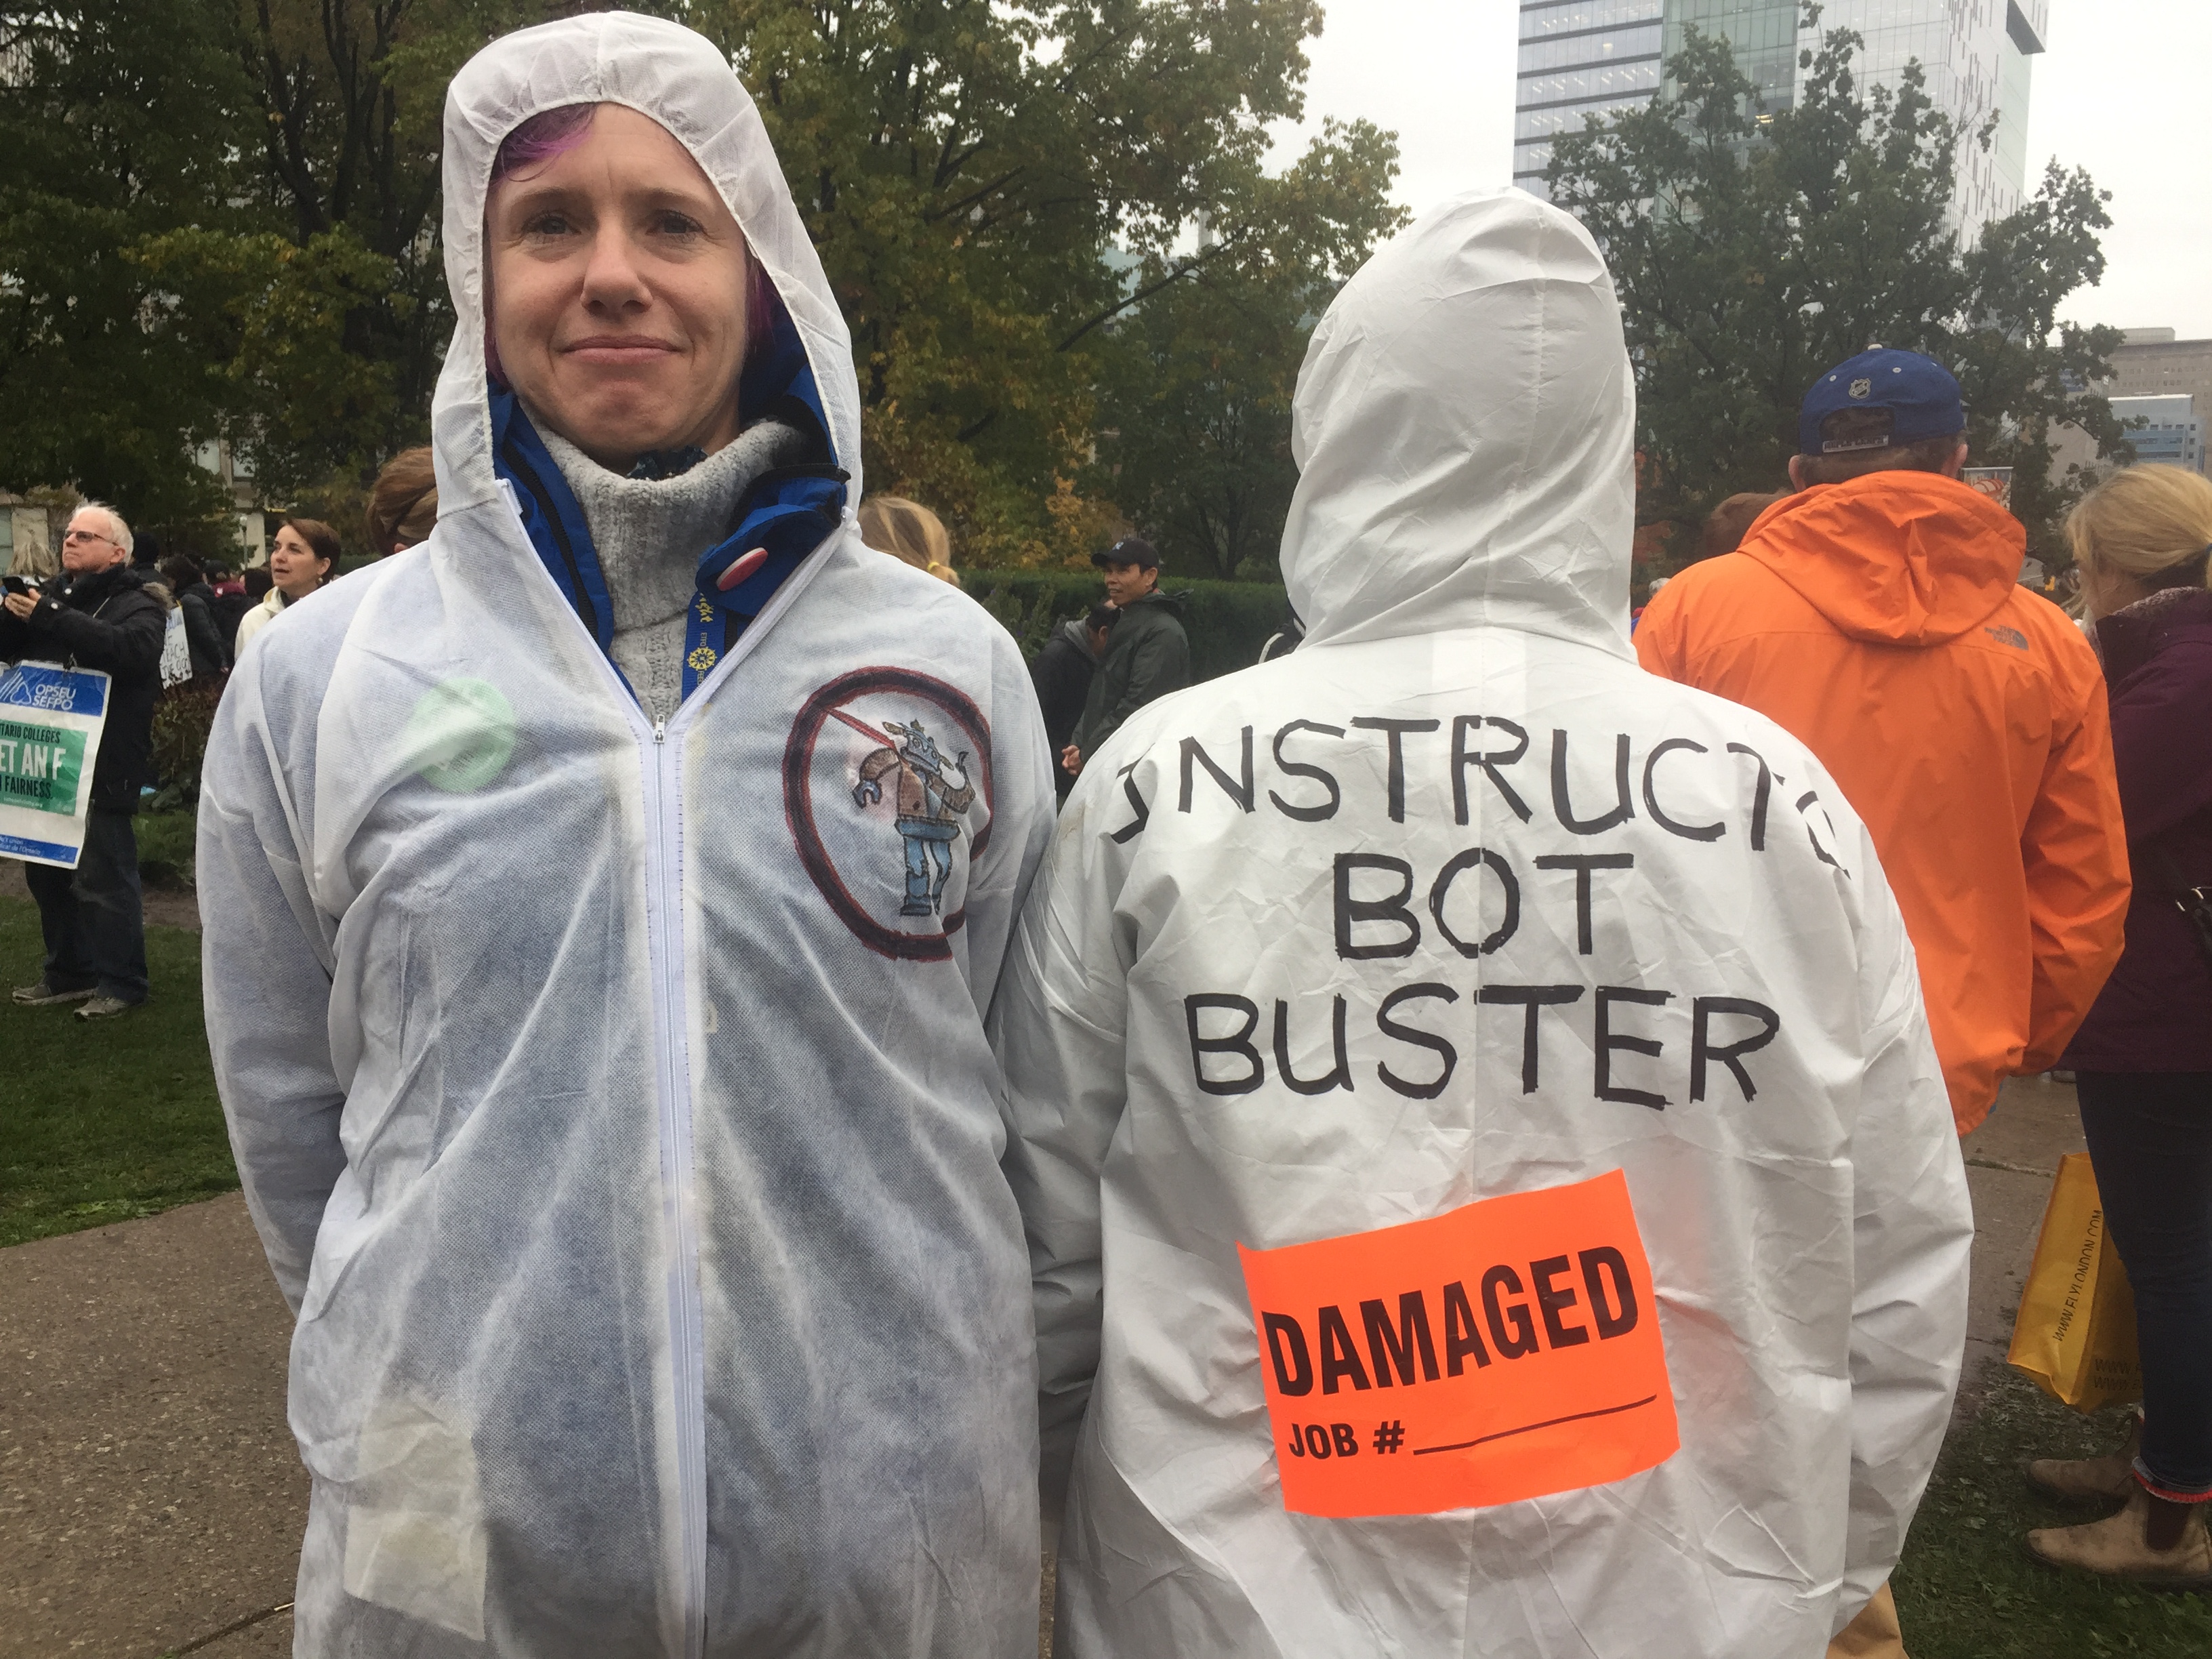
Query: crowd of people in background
1,14,2207,1654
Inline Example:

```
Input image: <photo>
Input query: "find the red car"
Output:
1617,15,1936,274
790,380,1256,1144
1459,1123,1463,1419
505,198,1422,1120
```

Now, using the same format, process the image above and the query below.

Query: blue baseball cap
1797,348,1965,457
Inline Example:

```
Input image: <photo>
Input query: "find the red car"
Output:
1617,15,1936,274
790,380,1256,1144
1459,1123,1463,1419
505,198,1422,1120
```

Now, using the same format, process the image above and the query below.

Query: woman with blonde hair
858,494,959,584
2028,463,2212,1584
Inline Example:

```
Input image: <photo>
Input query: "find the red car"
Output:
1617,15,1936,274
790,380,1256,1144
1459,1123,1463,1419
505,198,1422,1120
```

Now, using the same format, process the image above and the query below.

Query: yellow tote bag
2007,1152,2142,1412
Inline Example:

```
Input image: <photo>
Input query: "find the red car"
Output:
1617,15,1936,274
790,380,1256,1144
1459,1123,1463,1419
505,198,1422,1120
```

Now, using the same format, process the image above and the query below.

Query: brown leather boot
2026,1416,2142,1504
2026,1488,2212,1585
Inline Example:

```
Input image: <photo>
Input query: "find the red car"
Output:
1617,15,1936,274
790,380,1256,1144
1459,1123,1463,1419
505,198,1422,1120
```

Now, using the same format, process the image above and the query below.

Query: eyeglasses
62,530,115,547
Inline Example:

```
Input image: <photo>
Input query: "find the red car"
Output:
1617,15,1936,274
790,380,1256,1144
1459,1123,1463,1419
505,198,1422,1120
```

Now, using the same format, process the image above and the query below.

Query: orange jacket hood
1739,472,2025,647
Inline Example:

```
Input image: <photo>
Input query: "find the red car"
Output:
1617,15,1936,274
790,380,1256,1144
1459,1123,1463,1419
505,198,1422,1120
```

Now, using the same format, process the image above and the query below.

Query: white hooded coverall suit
199,15,1054,1656
991,192,1974,1657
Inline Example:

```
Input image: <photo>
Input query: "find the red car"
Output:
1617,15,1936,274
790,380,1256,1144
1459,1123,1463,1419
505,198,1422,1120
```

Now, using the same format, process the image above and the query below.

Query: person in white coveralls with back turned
198,14,1052,1656
991,191,1974,1657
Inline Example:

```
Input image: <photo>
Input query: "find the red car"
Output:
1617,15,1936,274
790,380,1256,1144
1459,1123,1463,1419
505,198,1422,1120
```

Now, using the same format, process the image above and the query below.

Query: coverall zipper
502,484,846,1656
638,703,707,1659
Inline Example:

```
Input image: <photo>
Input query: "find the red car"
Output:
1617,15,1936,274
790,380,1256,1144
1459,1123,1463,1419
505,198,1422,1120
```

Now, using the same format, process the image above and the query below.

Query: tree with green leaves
1,0,590,542
1086,119,1405,581
0,1,264,533
1545,2,2127,562
695,0,1403,567
5,0,1402,572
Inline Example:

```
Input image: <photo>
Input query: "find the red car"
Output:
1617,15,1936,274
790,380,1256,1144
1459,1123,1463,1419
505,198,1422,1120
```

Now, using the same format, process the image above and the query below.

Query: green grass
1895,1362,2212,1656
0,895,237,1246
132,806,198,887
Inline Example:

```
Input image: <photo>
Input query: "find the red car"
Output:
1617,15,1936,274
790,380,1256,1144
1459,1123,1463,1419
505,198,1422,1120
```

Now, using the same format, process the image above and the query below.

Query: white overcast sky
1271,1,2212,340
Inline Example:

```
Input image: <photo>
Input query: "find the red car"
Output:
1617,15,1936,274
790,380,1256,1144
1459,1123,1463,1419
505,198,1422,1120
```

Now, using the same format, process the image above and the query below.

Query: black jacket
209,585,255,647
1031,618,1100,758
1071,588,1189,758
177,579,230,676
0,562,167,809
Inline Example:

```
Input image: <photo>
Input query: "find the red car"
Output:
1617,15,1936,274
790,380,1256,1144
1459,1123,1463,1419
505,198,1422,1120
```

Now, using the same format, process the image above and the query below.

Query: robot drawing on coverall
849,714,976,916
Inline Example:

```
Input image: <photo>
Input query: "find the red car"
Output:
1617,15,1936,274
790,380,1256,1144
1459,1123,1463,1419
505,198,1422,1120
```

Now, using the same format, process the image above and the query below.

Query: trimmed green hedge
963,570,1289,684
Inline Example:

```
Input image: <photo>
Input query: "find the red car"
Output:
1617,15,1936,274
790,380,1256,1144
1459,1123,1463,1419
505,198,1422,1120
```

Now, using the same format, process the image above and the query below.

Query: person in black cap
1063,535,1188,778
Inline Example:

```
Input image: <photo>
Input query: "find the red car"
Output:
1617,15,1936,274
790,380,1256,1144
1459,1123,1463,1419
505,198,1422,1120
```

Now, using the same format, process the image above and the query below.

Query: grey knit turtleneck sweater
541,422,804,723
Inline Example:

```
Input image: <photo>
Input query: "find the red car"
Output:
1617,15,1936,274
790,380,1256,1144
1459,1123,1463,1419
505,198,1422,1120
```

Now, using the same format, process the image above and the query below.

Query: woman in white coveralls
199,14,1053,1656
992,192,1975,1657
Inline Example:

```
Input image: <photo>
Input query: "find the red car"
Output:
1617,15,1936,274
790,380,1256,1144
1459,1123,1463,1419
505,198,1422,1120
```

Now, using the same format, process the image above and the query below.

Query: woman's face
268,525,331,600
488,105,751,472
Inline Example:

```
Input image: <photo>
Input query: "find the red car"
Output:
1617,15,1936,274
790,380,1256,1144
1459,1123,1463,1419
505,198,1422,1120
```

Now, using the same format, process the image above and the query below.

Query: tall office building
1515,1,2049,231
1513,1,1666,195
2051,330,2212,479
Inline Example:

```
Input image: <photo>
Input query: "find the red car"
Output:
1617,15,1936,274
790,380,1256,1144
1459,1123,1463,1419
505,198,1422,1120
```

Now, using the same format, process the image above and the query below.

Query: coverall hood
1280,188,1635,657
1740,471,2025,647
433,11,862,520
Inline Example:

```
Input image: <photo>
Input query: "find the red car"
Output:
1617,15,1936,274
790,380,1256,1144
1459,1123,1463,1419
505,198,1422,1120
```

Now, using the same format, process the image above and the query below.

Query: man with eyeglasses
3,502,167,1019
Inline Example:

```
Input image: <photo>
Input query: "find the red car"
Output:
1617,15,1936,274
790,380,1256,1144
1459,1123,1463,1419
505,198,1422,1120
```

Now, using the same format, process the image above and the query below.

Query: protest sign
0,661,111,869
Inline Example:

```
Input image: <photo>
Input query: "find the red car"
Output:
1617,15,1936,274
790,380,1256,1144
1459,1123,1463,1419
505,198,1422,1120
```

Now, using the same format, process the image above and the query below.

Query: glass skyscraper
1512,1,1666,195
1515,0,2049,230
1663,0,1799,114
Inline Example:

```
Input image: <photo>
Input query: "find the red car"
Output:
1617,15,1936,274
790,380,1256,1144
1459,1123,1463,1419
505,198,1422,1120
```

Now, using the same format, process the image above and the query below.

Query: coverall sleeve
1837,821,1974,1631
197,648,347,1315
988,762,1139,1525
2017,665,2130,1073
1088,622,1189,754
955,627,1057,1013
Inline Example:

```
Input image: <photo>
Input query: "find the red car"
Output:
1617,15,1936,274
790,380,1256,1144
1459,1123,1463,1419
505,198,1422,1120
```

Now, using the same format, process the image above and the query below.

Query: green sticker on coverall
405,679,516,794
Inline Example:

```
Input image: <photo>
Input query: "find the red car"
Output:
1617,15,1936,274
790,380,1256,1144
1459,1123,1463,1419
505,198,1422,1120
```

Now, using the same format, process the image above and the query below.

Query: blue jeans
899,821,957,918
22,807,148,1004
2076,1071,2212,1498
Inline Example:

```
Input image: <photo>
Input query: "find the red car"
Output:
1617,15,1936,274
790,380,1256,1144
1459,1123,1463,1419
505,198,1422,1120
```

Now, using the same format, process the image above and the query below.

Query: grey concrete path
1,1077,2083,1657
0,1194,303,1658
1955,1072,2087,1413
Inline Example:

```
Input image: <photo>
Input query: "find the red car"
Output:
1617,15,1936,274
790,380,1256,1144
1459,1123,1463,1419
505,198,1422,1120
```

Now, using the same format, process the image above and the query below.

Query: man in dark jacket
159,553,231,678
1064,537,1189,778
1031,605,1113,792
3,502,166,1018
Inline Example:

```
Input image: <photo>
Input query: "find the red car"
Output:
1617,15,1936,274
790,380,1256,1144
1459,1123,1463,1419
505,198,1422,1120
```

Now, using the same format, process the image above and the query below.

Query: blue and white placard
0,662,112,869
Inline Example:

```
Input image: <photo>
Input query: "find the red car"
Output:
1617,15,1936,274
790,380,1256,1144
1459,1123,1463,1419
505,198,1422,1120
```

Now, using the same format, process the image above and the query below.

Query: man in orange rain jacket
1639,348,2129,1140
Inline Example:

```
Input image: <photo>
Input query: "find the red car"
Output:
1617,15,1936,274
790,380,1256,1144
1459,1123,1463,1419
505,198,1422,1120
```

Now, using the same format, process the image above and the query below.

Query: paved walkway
1,1078,2084,1658
1,1196,300,1658
1954,1072,2087,1411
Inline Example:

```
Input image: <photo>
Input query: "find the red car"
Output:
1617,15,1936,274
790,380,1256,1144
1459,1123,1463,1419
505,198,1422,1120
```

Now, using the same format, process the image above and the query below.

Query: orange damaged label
1236,1169,1677,1517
